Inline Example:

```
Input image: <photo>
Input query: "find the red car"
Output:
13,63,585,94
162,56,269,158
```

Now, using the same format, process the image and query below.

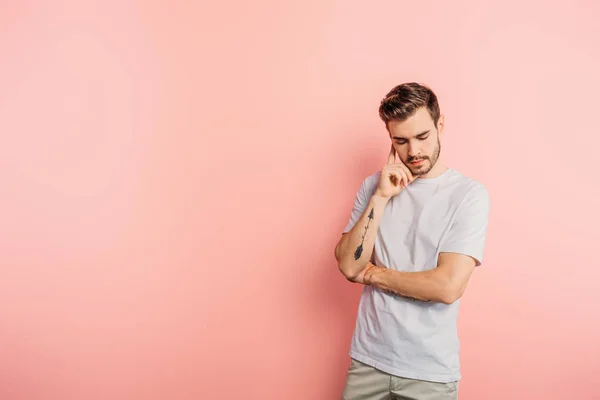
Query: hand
351,262,387,285
375,144,416,199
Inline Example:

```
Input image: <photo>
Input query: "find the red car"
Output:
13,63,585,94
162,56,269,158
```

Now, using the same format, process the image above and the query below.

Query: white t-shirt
342,167,490,383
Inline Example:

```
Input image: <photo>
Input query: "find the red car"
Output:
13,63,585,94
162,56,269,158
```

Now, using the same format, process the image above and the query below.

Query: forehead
388,107,434,138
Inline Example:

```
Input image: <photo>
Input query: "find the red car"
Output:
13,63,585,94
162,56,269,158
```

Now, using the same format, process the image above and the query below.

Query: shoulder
447,169,490,205
358,170,382,191
349,170,381,200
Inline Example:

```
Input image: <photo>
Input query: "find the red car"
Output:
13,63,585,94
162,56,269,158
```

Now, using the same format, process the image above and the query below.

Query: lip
410,159,425,165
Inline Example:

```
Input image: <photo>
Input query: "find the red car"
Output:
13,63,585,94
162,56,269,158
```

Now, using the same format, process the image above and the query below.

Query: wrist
365,265,387,285
372,192,391,204
360,263,376,285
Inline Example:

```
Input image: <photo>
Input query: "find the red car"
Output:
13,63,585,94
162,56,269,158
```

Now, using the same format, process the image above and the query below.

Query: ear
437,114,445,136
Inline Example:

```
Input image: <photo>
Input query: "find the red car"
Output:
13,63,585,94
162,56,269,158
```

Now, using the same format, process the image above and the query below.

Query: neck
419,159,448,179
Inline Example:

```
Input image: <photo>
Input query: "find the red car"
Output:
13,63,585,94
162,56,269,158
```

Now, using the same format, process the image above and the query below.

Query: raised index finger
387,144,396,164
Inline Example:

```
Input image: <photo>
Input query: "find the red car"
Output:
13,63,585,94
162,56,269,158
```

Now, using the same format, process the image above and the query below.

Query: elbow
338,261,360,282
439,287,463,304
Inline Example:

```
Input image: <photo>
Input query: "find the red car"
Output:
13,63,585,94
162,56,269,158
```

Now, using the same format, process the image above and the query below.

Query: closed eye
395,135,428,144
393,130,431,144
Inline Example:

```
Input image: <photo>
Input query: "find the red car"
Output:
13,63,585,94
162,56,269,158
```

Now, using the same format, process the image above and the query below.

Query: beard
406,134,441,176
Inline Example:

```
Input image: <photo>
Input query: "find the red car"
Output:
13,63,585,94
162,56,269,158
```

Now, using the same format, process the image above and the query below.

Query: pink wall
1,1,598,399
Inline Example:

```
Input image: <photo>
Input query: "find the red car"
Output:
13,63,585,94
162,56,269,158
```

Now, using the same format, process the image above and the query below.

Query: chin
413,165,433,176
411,162,428,174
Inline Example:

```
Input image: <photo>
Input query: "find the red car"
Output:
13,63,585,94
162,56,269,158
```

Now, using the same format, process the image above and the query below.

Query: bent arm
364,252,477,304
335,193,389,281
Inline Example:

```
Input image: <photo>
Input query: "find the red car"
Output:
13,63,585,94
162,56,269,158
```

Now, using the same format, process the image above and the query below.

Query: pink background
1,1,599,399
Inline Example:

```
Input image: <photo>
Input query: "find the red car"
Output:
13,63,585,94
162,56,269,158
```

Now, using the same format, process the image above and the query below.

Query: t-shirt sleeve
439,184,491,266
342,177,372,234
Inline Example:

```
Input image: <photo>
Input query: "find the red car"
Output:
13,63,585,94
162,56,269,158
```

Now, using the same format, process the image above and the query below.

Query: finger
398,169,409,188
388,167,407,188
391,162,414,181
387,170,400,187
403,165,415,181
387,144,396,164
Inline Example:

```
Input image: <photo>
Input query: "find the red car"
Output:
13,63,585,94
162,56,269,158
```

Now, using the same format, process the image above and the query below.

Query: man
335,82,490,400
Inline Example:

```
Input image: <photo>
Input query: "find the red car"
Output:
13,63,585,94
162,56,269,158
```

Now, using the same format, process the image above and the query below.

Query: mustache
407,156,429,162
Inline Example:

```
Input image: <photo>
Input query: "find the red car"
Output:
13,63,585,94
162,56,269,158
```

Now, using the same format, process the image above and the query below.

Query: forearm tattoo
354,207,375,260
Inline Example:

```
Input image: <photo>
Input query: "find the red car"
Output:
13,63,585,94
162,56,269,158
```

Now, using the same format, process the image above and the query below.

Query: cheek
424,140,436,153
398,150,409,161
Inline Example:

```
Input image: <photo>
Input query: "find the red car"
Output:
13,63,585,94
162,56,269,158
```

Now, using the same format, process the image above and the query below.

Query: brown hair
378,82,441,129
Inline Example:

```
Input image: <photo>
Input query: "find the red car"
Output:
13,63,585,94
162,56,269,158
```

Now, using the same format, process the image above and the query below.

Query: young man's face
388,107,444,176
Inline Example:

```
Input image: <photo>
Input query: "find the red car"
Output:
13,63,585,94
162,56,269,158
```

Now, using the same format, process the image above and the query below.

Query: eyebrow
392,130,431,140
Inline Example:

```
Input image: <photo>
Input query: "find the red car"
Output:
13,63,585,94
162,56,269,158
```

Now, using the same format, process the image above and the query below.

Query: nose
407,142,420,159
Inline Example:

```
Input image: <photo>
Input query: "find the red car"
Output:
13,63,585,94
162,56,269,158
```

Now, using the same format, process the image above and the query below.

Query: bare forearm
335,194,389,280
365,265,454,304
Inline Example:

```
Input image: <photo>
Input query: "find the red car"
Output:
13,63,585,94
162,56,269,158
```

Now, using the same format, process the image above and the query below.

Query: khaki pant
341,359,459,400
